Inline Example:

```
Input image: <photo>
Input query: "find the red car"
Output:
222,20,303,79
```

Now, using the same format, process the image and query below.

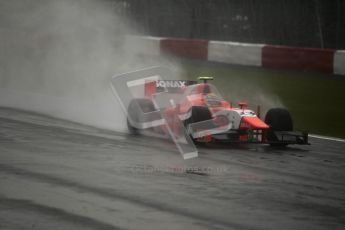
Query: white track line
309,134,345,143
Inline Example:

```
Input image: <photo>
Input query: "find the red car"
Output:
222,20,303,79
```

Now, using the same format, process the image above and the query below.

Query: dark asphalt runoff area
0,107,344,230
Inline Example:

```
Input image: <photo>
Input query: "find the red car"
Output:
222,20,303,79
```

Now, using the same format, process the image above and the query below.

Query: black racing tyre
184,106,212,142
127,117,139,135
127,98,155,135
184,106,212,124
264,108,293,146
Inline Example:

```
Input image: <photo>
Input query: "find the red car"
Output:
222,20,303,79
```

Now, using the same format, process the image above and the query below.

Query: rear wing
145,80,197,96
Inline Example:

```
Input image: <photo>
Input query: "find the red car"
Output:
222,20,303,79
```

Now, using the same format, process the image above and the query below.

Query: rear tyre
127,98,155,135
264,108,293,146
127,118,139,135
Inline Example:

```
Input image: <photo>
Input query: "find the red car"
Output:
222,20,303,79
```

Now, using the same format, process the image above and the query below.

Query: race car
126,76,309,146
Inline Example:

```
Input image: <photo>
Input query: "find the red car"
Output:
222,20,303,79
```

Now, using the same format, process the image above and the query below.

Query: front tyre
184,106,212,143
265,108,293,146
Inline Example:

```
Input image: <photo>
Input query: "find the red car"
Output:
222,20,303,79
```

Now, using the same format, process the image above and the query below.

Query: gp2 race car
126,76,309,146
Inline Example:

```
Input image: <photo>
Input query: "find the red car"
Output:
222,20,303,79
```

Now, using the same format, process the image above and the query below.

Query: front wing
199,129,310,145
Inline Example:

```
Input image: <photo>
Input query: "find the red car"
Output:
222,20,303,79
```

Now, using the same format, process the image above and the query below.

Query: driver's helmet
194,83,211,95
203,84,211,94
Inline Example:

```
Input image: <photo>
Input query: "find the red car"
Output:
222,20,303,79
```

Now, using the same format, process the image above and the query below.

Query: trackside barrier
125,36,345,76
334,50,345,75
160,38,209,59
125,36,161,56
262,45,335,74
208,41,263,66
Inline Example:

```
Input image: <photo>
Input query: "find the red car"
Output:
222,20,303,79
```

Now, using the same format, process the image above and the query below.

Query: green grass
179,60,345,139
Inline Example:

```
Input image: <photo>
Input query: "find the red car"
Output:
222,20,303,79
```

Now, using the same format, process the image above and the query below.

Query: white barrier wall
208,41,264,67
334,50,345,75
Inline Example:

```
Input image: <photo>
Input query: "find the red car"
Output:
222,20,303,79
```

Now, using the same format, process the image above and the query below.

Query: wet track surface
0,107,344,230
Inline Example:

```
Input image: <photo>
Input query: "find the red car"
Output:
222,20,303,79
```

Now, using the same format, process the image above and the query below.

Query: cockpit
184,83,223,98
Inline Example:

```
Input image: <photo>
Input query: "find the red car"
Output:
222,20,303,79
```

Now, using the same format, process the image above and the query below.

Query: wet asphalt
0,107,344,230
